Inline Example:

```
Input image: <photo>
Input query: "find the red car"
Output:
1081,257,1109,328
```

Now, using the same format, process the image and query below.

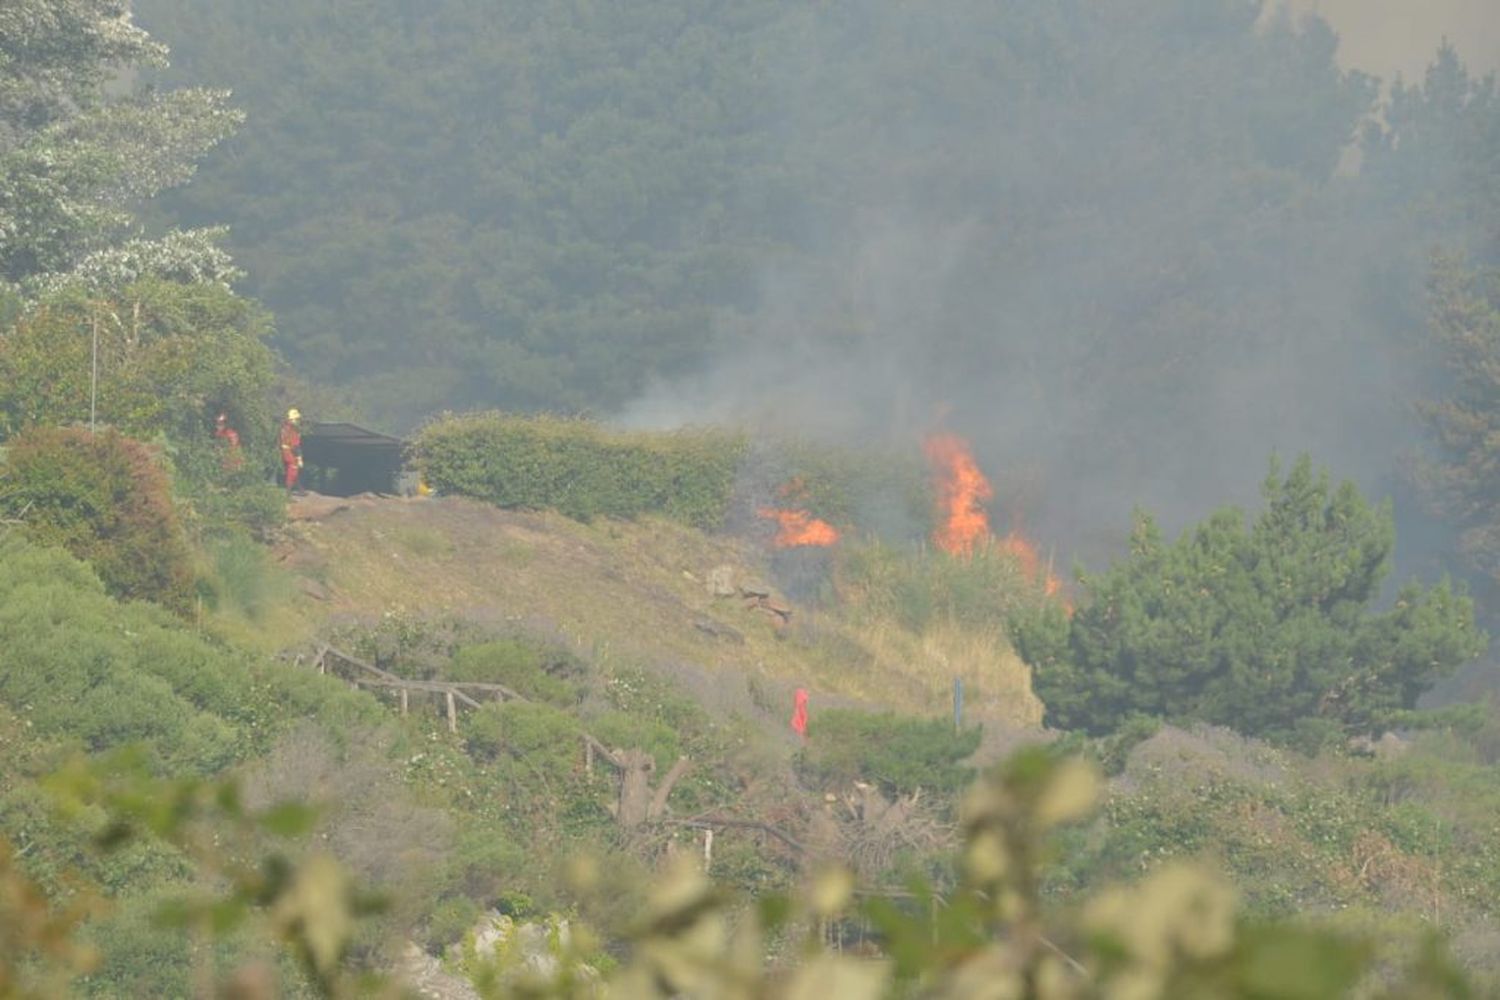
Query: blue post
953,677,964,731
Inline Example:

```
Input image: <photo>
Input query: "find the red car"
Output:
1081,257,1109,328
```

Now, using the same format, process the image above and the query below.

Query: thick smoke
620,4,1467,574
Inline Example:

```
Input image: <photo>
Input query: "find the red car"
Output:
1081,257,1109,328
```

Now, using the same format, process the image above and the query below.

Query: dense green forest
7,1,1500,996
132,0,1500,550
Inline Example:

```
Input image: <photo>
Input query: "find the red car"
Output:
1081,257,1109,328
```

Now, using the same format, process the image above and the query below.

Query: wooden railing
296,643,527,731
288,642,796,850
291,643,664,808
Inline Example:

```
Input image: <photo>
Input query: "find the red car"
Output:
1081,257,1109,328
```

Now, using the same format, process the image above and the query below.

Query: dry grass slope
267,495,1043,728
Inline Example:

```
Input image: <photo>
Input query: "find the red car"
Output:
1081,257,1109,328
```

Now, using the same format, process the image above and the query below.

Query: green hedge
412,412,933,537
412,412,747,529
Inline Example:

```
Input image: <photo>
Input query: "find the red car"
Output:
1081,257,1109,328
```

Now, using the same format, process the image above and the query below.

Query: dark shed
300,422,406,496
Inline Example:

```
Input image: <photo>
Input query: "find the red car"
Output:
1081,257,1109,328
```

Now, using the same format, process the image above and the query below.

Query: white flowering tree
0,0,243,290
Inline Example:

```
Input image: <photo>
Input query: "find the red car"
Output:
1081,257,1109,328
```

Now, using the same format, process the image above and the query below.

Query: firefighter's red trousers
283,459,300,490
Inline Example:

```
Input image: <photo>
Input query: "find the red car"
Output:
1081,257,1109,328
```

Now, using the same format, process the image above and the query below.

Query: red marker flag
791,688,809,738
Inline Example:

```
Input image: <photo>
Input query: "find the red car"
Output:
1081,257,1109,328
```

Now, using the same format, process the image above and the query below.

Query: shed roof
304,422,405,449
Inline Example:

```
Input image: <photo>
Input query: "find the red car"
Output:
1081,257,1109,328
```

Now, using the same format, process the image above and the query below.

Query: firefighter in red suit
214,411,244,473
279,408,304,491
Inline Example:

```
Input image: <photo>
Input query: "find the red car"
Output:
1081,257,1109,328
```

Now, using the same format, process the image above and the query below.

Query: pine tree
1417,258,1500,580
1029,456,1484,740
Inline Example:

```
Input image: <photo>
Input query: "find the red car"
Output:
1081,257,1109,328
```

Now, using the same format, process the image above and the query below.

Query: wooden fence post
446,690,458,733
400,688,409,716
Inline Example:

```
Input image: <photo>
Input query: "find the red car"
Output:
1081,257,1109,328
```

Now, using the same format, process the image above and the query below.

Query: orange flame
759,507,841,548
923,432,993,556
760,478,840,548
924,432,1069,607
999,532,1066,601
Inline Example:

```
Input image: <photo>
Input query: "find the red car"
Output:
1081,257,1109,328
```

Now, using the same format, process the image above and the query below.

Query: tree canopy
1417,260,1500,583
1018,456,1486,741
0,0,242,291
0,279,277,459
0,4,281,546
127,3,1372,423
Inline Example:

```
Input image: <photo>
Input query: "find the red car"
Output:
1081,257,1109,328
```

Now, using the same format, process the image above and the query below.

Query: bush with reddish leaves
0,427,194,611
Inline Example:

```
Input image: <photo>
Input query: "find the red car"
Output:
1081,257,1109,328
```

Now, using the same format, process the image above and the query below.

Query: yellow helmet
287,408,301,423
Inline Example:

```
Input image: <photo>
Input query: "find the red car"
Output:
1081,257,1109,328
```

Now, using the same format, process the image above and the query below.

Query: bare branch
665,816,806,855
647,756,691,821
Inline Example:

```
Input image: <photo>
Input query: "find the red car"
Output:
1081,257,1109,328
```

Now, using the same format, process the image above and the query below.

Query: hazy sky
1271,0,1500,79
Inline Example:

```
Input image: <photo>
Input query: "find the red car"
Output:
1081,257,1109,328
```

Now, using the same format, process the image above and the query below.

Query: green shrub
0,427,194,610
424,895,482,952
412,412,747,529
79,888,200,998
461,702,607,844
77,884,293,998
1029,456,1487,741
200,530,290,621
588,710,682,773
1091,714,1164,776
799,709,981,798
437,828,532,913
0,282,287,543
0,534,396,993
0,779,190,899
600,667,717,761
449,638,586,707
0,534,383,773
412,413,936,541
189,481,287,541
465,702,583,780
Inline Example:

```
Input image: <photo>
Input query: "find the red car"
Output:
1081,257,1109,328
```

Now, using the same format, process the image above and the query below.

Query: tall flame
923,432,993,556
924,432,1068,605
759,478,841,548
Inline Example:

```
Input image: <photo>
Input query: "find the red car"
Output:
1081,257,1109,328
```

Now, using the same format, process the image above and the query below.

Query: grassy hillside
265,494,1044,730
0,489,1043,992
232,493,1500,979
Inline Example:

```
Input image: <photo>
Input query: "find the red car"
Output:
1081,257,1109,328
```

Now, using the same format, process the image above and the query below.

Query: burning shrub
736,437,931,540
0,427,194,610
